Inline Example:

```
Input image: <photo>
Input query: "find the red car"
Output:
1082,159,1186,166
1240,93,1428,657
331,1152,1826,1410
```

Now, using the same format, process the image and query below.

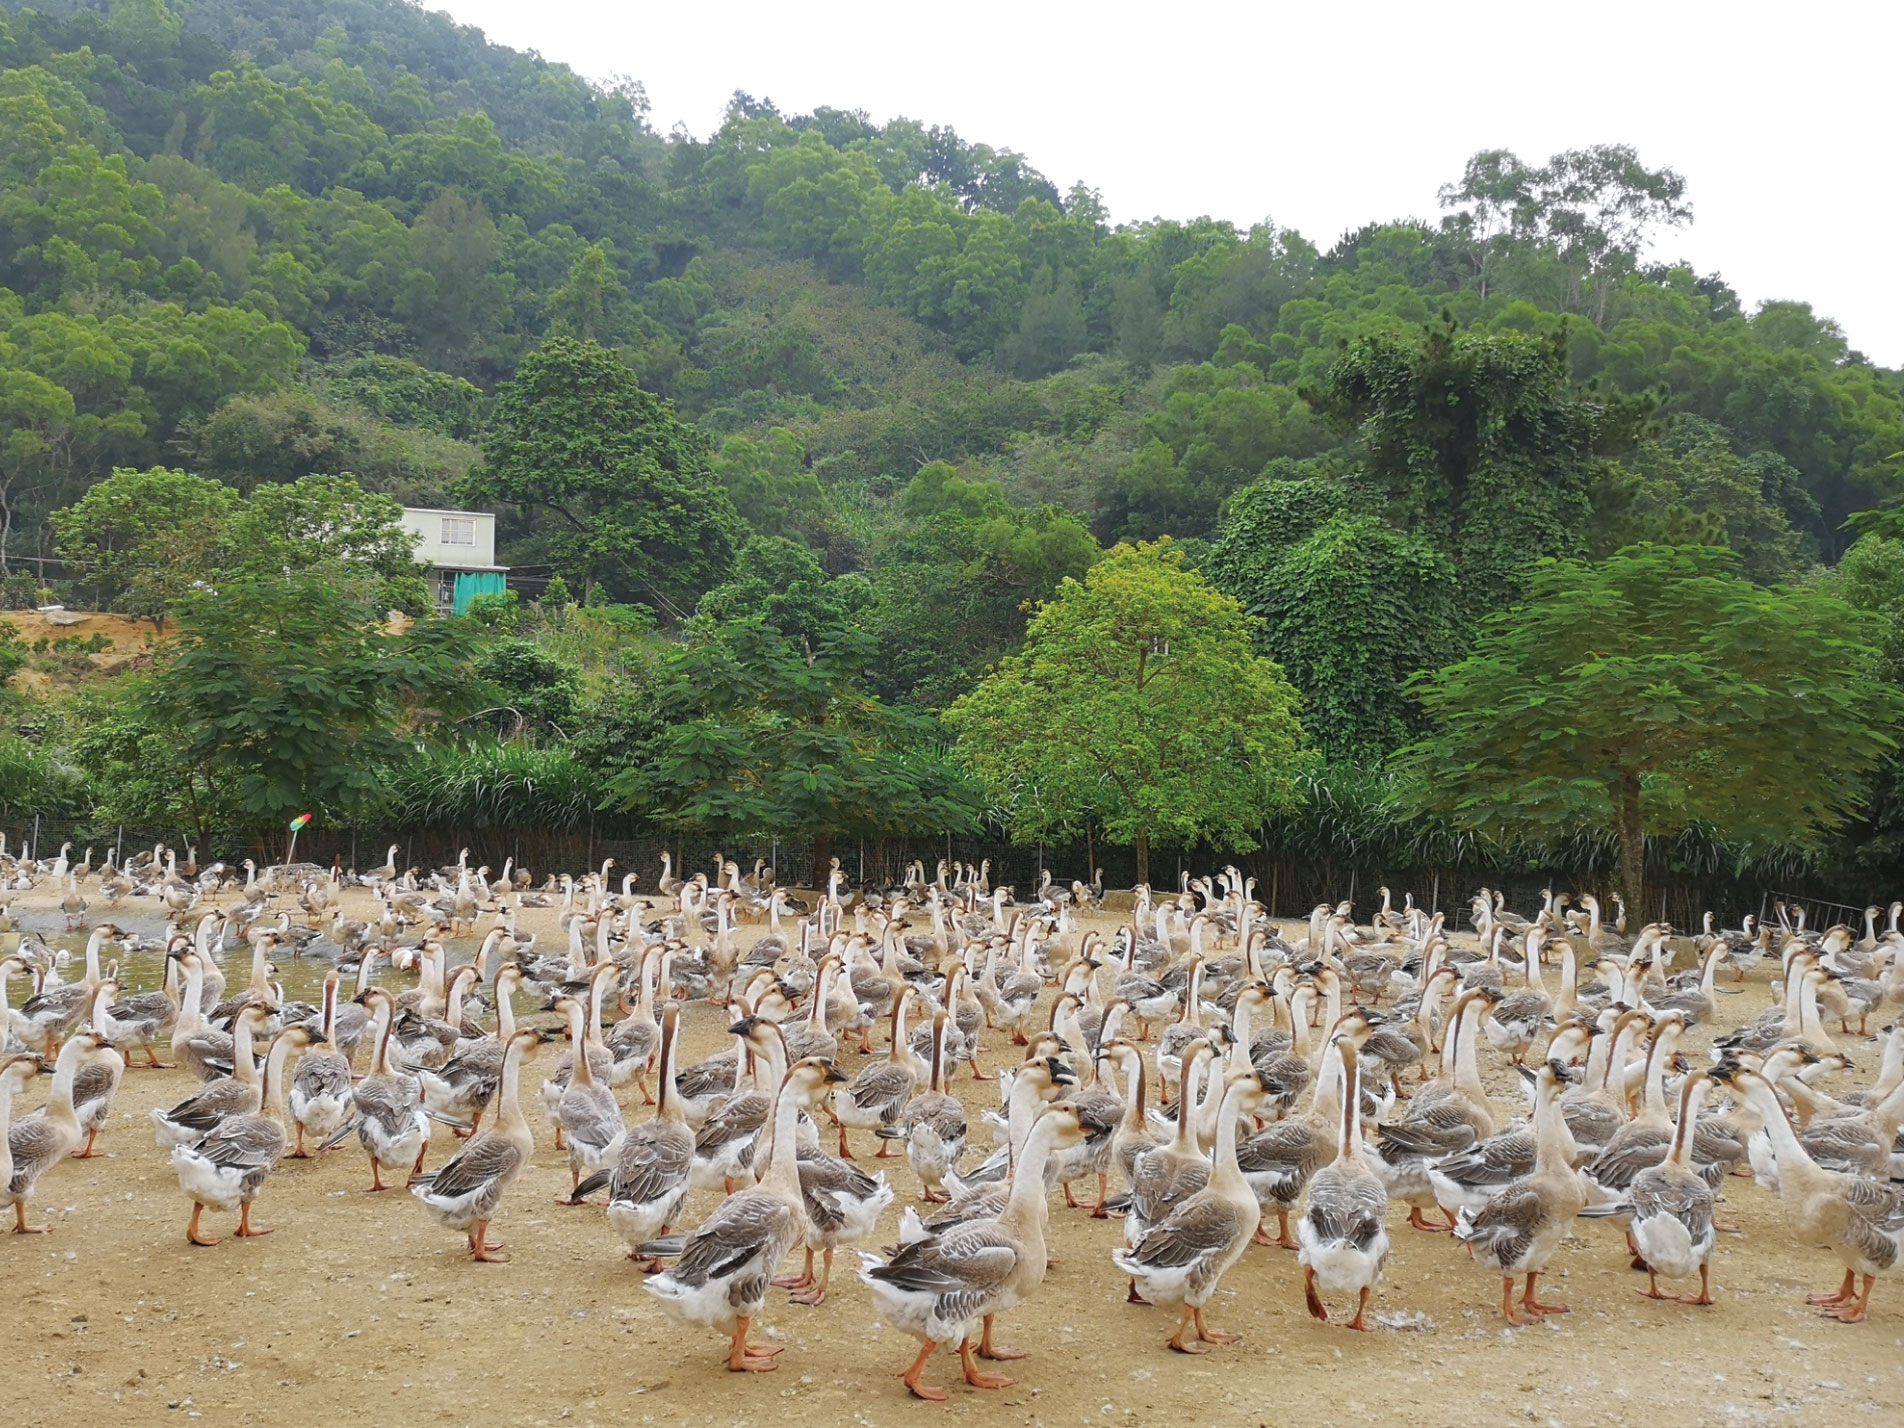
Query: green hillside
2,0,1902,900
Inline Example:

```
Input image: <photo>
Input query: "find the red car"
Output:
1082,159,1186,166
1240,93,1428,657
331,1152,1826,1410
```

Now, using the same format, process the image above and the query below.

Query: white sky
433,0,1904,366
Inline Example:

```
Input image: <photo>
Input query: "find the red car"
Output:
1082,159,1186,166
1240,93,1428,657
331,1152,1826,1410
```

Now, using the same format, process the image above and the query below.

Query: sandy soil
3,881,1901,1428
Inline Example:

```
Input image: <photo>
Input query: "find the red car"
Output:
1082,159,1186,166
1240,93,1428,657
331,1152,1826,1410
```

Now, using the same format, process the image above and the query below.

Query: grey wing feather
1128,1195,1247,1269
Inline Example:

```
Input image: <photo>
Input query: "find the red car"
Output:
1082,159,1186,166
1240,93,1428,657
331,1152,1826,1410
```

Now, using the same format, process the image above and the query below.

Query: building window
442,517,475,546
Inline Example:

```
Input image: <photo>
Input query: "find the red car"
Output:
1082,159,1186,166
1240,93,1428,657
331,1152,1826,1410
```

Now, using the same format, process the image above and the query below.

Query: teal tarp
452,571,507,614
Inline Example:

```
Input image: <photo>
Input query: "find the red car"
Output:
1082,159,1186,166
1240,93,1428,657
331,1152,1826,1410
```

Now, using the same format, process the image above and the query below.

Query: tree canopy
945,541,1307,883
1398,544,1900,910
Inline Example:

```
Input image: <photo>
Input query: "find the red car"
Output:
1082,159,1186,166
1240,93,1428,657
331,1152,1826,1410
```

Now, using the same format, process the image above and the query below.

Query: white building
400,507,509,614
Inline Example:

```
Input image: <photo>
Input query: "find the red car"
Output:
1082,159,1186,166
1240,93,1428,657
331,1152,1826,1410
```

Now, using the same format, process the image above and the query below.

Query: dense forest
2,0,1902,906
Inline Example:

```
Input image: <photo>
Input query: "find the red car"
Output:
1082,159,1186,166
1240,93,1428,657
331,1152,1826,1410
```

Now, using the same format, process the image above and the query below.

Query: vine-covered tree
946,541,1307,884
1308,318,1647,614
1399,544,1899,912
1209,476,1463,761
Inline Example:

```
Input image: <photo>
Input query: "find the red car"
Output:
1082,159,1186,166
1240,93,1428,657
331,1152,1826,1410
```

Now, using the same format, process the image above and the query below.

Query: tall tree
945,541,1306,884
1399,544,1898,913
1209,483,1464,761
457,338,742,620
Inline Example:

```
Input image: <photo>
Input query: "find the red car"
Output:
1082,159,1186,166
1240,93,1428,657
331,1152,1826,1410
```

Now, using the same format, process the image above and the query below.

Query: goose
6,1032,108,1233
171,1024,317,1245
553,984,627,1194
99,945,181,1068
1559,1010,1643,1159
860,1102,1086,1400
687,1019,787,1194
0,1053,42,1218
1102,1037,1164,1222
206,930,282,1029
1484,918,1553,1063
1643,937,1728,1026
646,1056,848,1372
1114,925,1182,1038
1581,1067,1721,1305
417,964,525,1138
1236,1011,1381,1248
151,1004,269,1148
408,1028,542,1262
1453,1058,1585,1324
539,960,616,1142
671,1012,745,1130
898,1011,968,1203
288,972,353,1156
1727,1066,1904,1322
70,980,127,1157
779,1133,898,1306
1047,994,1125,1211
830,986,920,1157
903,1052,1076,1241
606,947,663,1100
1298,1036,1390,1330
394,963,481,1071
14,924,117,1057
1114,1067,1272,1353
1122,1040,1215,1302
1365,989,1493,1232
1582,1014,1687,1221
582,1005,694,1269
1426,1021,1595,1215
344,989,431,1192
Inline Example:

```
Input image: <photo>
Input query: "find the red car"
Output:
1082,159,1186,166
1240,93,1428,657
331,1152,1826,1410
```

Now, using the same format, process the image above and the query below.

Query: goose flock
3,847,1903,1403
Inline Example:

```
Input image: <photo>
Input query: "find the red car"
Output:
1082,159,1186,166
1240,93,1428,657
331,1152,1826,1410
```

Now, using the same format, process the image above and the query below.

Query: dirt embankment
3,609,156,694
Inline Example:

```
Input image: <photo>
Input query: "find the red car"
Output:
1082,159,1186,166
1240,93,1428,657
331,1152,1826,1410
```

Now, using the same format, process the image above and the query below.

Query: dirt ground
3,878,1900,1428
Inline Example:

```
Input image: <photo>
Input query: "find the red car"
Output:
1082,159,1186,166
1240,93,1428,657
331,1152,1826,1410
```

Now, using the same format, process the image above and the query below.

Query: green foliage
474,635,581,738
49,465,236,625
320,355,487,439
1591,416,1816,579
380,741,600,831
1399,544,1900,908
0,620,26,684
610,617,980,843
152,571,482,831
1310,318,1640,614
1211,492,1464,760
1,4,1902,897
460,337,741,619
945,541,1307,881
694,535,868,648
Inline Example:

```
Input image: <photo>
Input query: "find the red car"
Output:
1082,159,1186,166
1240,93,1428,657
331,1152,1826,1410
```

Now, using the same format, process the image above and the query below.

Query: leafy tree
152,572,482,835
458,337,742,620
1399,545,1899,912
865,466,1098,708
1591,416,1816,580
693,535,868,648
48,465,236,628
228,472,426,610
945,541,1306,883
610,618,980,870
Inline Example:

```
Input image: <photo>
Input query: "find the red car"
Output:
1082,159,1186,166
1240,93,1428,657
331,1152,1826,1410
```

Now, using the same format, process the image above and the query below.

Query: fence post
31,812,39,862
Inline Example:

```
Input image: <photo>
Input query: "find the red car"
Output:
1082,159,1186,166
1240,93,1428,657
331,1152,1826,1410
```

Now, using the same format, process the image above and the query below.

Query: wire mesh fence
0,814,1856,933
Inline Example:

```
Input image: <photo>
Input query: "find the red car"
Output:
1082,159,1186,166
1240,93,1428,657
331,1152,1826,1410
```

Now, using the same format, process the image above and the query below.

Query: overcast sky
432,0,1903,366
